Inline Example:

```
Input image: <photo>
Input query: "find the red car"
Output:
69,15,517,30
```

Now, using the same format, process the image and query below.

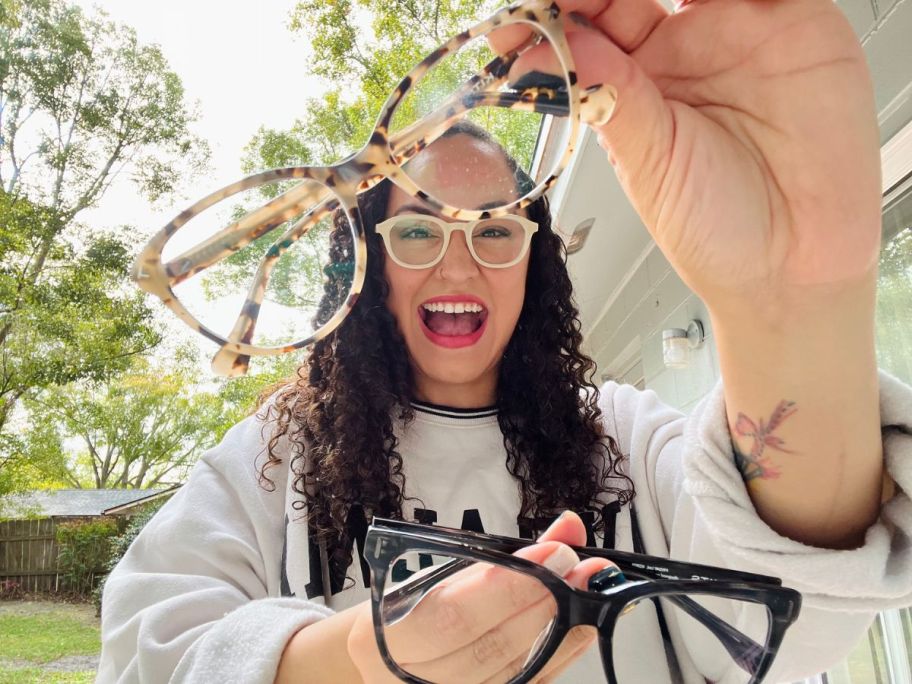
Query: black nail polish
568,11,596,29
510,70,566,91
589,566,627,592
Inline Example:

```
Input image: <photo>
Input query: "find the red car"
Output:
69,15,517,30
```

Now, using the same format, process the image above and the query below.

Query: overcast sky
71,0,325,234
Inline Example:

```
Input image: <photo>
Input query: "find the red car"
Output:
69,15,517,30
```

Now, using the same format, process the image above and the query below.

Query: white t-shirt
97,373,912,683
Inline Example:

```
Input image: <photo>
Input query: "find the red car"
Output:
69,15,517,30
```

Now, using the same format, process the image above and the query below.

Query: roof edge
102,484,182,515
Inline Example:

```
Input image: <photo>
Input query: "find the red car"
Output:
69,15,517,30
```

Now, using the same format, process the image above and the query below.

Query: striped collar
410,399,498,420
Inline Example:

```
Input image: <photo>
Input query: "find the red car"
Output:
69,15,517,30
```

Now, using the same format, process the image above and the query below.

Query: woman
98,0,912,682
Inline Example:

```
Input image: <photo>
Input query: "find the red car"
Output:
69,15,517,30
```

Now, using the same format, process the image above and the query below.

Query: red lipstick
417,295,488,349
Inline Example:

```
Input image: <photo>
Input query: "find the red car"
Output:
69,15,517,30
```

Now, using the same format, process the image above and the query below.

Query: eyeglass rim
364,521,801,684
370,517,790,587
375,213,539,269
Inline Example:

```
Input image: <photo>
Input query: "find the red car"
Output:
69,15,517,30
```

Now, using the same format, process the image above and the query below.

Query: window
876,180,912,385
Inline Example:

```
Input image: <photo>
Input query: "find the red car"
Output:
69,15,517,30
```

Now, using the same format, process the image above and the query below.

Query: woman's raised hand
347,511,614,684
541,0,881,317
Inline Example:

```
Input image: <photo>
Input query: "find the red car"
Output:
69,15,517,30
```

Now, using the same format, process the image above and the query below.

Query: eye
400,226,433,239
393,217,440,240
475,224,513,239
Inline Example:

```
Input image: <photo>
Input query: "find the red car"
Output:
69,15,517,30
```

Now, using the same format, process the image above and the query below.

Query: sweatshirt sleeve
601,368,912,682
97,416,333,684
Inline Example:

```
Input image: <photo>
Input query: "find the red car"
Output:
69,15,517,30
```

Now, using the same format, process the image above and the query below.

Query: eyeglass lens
161,178,353,347
379,551,559,683
387,216,528,267
605,593,773,683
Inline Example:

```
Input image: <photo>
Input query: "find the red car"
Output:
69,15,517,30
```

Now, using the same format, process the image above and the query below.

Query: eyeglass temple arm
374,519,781,585
389,54,615,167
163,178,329,287
209,197,337,376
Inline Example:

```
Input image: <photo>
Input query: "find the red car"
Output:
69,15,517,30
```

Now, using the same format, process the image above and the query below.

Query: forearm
710,274,885,549
275,604,363,684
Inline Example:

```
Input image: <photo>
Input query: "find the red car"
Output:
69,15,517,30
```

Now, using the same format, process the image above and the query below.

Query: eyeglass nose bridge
435,223,485,271
566,585,635,629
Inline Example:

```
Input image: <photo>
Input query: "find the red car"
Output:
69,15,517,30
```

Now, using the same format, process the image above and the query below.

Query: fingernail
568,11,595,29
538,511,570,540
510,70,566,91
588,566,627,592
542,544,579,577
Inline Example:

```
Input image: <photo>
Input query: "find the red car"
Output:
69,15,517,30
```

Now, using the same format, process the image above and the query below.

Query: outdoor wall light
662,320,705,369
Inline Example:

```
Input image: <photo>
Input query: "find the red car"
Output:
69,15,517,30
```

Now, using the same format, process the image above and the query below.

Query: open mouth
418,300,488,338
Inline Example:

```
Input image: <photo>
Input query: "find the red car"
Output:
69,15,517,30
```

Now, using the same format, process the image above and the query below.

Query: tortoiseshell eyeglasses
131,0,618,376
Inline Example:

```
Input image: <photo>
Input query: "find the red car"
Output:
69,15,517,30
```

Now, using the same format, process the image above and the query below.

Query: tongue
425,311,481,336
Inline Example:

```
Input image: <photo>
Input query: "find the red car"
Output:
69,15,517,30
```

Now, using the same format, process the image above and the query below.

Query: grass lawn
0,600,99,684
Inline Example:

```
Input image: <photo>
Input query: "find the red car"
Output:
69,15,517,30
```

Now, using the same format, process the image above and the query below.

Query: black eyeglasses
364,518,802,684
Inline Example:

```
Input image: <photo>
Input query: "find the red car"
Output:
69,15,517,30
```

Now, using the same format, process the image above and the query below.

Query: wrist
275,605,363,684
705,268,877,333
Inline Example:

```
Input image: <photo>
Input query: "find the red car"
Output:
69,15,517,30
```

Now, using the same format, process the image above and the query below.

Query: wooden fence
0,516,101,594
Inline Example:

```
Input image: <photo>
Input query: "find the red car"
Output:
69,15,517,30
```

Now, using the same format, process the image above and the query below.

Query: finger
518,559,617,683
561,25,674,213
475,556,618,684
564,556,618,589
488,0,668,58
406,593,559,683
536,626,598,684
536,510,588,546
543,0,669,53
384,541,579,661
487,24,534,56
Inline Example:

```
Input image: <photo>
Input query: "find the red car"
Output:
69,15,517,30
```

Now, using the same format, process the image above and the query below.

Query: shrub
0,579,23,599
56,518,120,598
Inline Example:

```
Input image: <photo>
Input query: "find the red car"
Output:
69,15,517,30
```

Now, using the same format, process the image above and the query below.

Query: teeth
422,301,484,313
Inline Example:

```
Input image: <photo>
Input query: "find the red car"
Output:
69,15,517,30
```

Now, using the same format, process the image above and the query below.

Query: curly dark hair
260,123,634,586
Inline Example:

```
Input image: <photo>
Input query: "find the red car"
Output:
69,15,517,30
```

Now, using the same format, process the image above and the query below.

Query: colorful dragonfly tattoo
732,400,797,481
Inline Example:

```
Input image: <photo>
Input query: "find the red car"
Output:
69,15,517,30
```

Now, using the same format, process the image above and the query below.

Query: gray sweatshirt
97,372,912,683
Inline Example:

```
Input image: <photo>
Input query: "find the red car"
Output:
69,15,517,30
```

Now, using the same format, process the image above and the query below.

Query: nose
437,229,480,281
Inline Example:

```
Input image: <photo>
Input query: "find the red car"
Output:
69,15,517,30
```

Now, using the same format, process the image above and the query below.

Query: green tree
213,351,301,436
0,0,209,479
22,358,227,489
246,0,504,169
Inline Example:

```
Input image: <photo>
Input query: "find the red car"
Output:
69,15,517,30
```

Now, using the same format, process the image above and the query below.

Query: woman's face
382,134,531,407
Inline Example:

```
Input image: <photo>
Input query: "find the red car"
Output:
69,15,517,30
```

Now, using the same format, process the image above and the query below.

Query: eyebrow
392,203,436,216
